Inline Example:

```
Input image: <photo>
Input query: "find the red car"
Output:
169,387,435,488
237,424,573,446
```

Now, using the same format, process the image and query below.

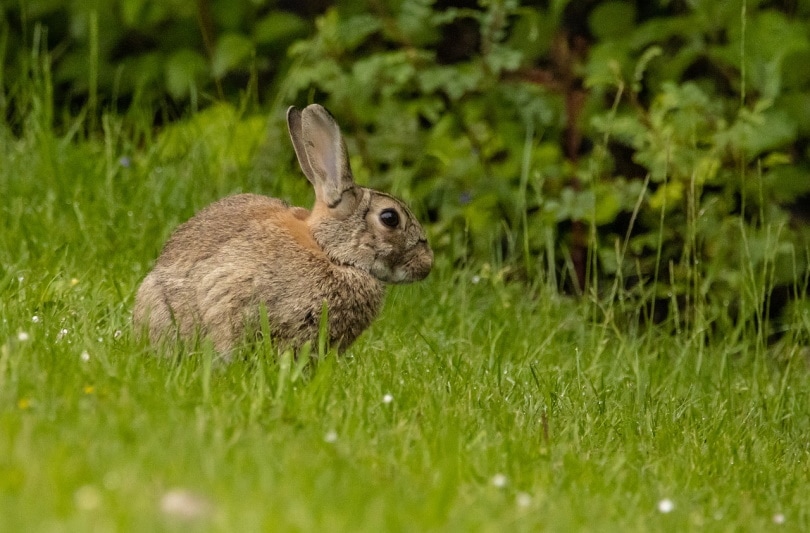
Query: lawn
1,109,809,532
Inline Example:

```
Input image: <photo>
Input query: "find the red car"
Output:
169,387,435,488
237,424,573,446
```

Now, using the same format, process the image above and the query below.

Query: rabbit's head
287,105,433,284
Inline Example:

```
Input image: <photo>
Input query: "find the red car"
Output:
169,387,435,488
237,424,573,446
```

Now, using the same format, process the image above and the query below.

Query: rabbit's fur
134,104,433,354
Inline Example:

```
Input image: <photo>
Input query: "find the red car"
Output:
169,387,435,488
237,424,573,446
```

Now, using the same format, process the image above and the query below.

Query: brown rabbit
133,104,433,354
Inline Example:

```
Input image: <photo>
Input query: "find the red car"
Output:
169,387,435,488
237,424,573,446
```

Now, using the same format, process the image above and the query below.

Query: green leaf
776,93,810,136
593,183,622,226
337,13,382,51
351,51,417,96
588,1,636,40
164,48,207,100
120,52,163,92
763,166,810,204
782,49,810,91
719,108,798,158
396,0,440,46
253,12,308,45
484,44,523,74
120,0,148,27
211,33,254,78
507,8,555,62
584,41,629,88
211,0,248,30
418,64,483,101
649,180,684,211
712,10,810,99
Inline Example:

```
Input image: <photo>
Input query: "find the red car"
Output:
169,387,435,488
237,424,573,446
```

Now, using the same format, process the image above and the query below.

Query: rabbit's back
156,194,298,266
134,193,385,352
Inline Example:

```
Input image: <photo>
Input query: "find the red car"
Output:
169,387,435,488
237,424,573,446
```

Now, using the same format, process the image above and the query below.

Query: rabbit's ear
286,107,312,181
287,104,355,208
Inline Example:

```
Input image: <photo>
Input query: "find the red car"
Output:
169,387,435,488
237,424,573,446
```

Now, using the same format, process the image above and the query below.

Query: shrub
3,0,809,331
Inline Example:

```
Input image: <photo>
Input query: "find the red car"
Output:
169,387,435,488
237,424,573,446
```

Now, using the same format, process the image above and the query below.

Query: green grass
1,109,810,533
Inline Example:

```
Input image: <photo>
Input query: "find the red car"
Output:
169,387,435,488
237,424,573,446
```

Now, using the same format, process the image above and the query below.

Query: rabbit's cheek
370,260,395,283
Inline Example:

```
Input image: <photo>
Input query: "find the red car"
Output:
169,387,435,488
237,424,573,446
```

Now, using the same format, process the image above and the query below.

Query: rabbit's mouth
370,261,403,283
371,247,433,284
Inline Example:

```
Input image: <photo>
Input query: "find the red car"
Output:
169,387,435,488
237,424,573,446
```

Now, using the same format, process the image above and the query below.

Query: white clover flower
80,351,91,362
516,492,531,507
324,430,338,443
657,498,675,513
17,331,30,342
382,393,393,404
773,513,786,525
32,315,40,323
160,489,211,520
491,474,508,488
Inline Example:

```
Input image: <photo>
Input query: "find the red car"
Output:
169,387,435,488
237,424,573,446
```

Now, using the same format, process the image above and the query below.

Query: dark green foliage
580,1,810,326
2,0,809,330
280,0,810,331
1,0,309,114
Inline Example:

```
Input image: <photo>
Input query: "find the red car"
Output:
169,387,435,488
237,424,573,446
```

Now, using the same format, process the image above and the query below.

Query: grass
1,105,810,532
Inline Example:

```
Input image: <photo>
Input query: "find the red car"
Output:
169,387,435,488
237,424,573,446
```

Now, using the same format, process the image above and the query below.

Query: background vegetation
4,0,810,327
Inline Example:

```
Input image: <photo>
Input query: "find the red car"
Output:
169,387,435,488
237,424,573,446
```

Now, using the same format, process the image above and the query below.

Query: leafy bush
581,2,810,327
3,0,809,331
0,0,309,116
279,0,810,328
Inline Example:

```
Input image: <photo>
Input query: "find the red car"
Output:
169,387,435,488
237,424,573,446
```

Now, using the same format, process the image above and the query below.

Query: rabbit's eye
380,209,400,228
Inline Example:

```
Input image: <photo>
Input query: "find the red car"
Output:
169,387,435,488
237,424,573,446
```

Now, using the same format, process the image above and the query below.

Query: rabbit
133,104,433,355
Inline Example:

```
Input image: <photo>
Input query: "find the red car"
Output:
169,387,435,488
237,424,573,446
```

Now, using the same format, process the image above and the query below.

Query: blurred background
3,0,809,329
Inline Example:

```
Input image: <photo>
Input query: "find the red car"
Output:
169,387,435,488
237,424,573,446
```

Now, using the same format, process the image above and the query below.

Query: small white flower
113,330,123,340
160,489,211,520
491,474,508,488
324,430,338,443
17,276,24,283
516,492,531,507
471,275,481,284
657,498,675,513
382,393,393,404
80,351,91,362
773,513,786,525
17,331,30,342
57,328,69,341
32,315,40,323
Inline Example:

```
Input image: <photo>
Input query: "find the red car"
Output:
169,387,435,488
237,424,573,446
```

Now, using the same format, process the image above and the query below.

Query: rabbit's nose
411,245,433,281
